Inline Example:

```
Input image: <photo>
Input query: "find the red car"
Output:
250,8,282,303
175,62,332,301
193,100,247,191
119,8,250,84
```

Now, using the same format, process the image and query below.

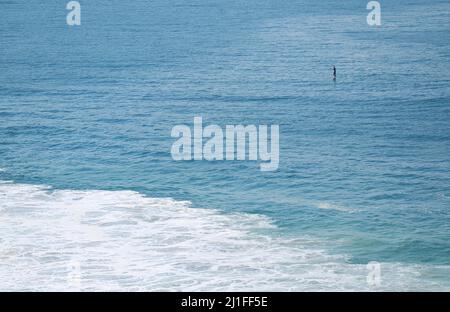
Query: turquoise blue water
1,0,450,290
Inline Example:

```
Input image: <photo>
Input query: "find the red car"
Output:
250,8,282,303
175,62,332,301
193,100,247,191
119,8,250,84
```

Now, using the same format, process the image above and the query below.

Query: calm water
1,0,450,290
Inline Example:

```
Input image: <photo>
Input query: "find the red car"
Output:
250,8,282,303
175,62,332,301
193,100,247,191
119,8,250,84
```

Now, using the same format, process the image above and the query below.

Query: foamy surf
314,202,360,213
0,181,448,291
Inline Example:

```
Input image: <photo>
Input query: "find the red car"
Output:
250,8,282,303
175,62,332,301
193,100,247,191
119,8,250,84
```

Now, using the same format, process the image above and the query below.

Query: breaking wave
0,181,448,291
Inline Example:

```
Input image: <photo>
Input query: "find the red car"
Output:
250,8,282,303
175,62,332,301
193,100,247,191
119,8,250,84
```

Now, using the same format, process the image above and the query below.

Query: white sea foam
314,201,360,213
0,181,448,291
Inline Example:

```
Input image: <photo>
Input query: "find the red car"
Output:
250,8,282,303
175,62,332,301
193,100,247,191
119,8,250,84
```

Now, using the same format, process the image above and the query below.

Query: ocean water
1,0,450,291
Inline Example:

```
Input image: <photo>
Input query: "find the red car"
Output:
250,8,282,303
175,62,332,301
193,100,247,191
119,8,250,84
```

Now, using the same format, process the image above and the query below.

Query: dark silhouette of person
333,66,336,80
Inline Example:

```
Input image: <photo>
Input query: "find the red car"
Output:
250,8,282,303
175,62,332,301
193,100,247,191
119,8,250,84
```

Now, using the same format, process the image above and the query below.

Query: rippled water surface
1,0,450,290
